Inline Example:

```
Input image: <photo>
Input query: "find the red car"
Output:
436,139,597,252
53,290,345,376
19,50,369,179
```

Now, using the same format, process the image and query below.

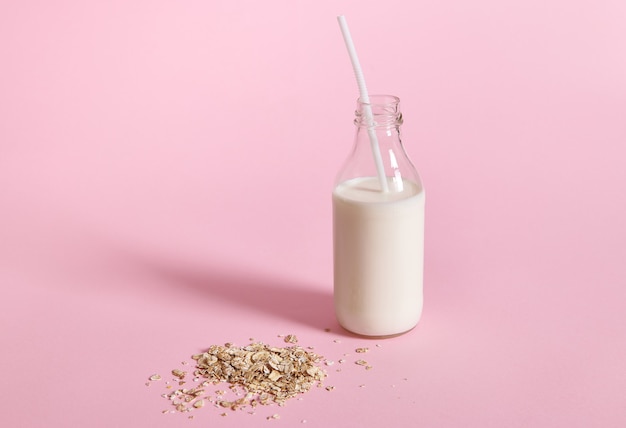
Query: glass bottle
332,94,425,336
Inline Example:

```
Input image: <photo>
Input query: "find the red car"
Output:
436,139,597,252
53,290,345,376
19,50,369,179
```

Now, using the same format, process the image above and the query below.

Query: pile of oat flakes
146,333,375,420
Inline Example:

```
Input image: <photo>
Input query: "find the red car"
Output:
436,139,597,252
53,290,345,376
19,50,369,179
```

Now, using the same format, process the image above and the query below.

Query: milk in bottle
333,95,425,336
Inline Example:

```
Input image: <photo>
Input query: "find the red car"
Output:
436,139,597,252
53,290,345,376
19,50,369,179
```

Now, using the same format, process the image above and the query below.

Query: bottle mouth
357,94,400,106
354,94,403,127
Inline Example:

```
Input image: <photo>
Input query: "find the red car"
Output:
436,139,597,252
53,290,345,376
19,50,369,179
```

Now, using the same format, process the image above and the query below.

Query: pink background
1,1,625,427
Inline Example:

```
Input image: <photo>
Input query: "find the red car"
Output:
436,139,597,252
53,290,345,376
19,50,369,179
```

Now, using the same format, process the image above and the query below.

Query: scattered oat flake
267,414,280,420
284,334,298,344
149,374,162,381
355,360,368,366
338,359,345,364
172,369,186,379
355,347,369,353
366,366,373,370
193,400,205,409
325,386,335,391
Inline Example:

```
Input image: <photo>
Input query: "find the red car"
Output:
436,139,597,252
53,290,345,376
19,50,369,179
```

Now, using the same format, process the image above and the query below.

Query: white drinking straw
337,15,389,193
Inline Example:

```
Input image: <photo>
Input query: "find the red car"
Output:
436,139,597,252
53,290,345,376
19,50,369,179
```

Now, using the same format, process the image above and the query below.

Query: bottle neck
354,94,403,129
335,94,420,193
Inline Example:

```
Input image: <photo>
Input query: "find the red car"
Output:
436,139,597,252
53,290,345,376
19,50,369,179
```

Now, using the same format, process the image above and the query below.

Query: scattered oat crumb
325,386,335,391
355,347,369,353
267,413,280,420
338,359,345,364
355,360,368,366
325,360,334,366
366,366,373,370
149,374,162,381
220,412,228,417
333,339,341,343
376,344,381,348
359,384,366,388
161,410,169,414
181,361,189,366
144,382,150,386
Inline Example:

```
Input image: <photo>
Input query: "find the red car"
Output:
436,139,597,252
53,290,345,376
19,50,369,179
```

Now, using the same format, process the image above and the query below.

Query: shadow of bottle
136,259,337,332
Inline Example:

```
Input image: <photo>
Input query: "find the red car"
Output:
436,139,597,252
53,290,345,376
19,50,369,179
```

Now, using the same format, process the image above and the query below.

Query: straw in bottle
337,15,388,193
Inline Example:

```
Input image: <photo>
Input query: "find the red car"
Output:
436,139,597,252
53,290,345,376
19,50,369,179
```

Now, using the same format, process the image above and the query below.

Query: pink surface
1,1,625,427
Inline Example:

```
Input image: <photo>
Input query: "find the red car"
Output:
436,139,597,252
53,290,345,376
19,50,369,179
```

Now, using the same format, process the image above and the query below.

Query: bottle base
336,321,418,338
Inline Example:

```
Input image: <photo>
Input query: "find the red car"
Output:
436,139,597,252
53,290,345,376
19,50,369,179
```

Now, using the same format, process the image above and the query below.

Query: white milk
333,176,425,336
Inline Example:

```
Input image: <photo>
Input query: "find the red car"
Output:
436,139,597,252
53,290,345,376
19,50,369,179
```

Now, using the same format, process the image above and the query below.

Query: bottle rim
357,94,400,107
